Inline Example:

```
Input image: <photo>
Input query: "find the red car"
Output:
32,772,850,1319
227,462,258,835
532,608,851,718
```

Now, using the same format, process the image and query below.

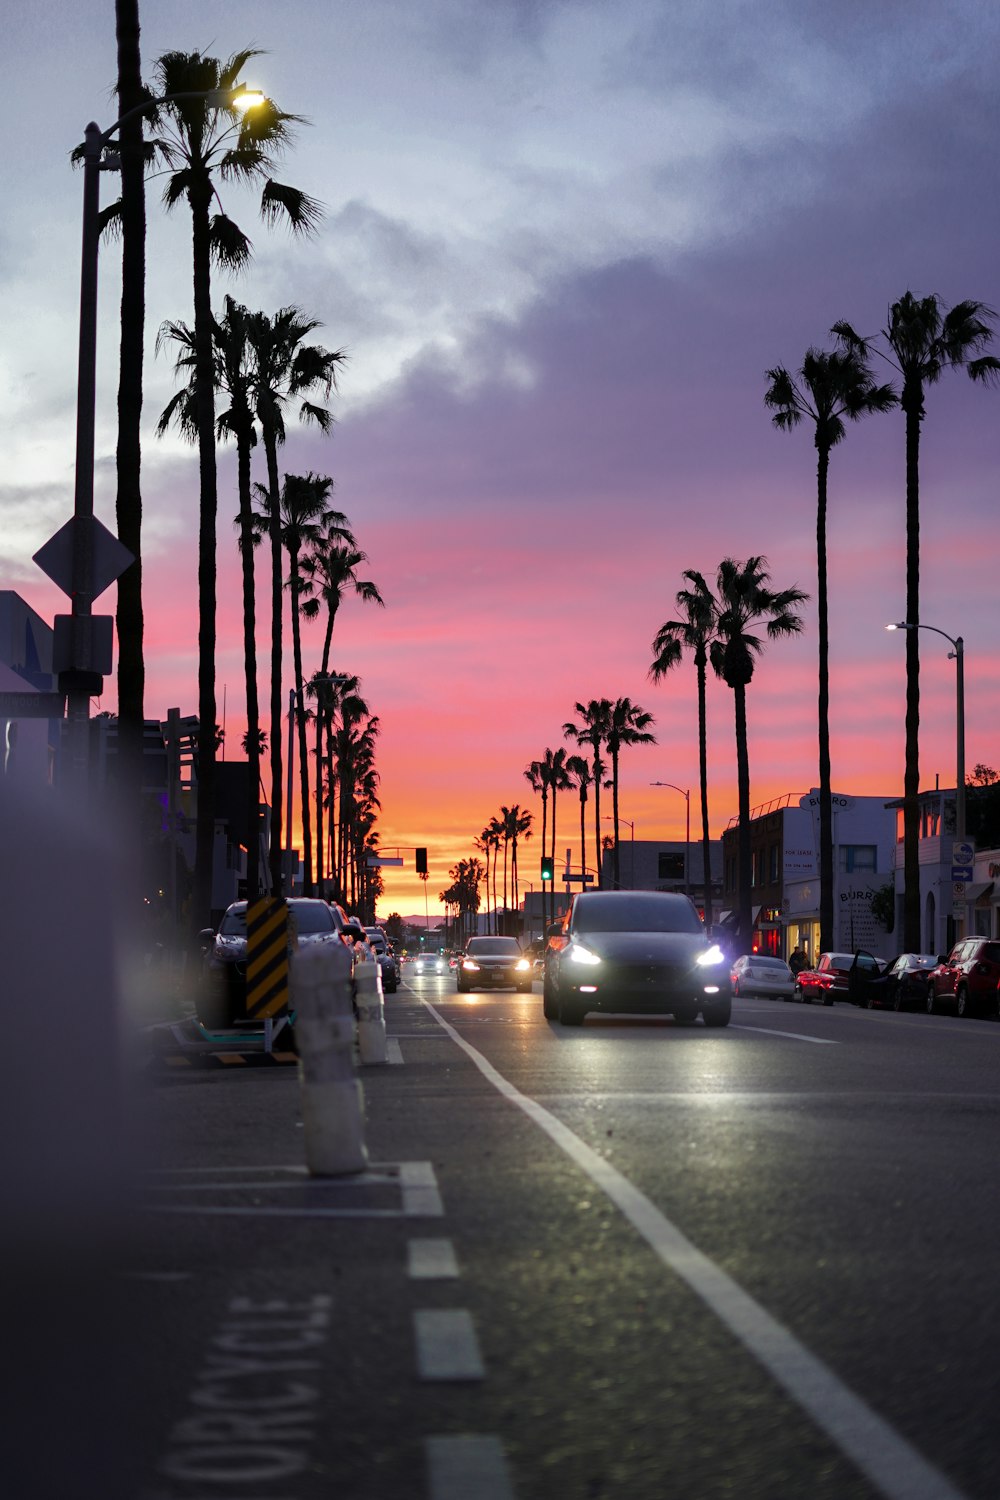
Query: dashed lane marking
414,1309,485,1381
387,1037,404,1063
408,1238,459,1279
426,1435,515,1500
421,998,971,1500
729,1024,839,1045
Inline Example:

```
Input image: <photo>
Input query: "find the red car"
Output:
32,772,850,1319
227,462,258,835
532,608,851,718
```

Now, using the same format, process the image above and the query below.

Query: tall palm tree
563,699,612,889
649,570,718,926
159,295,265,896
505,804,533,919
605,698,656,888
834,295,1000,949
547,748,573,901
523,760,550,926
299,527,384,891
565,753,592,893
764,347,896,950
484,815,505,933
150,48,321,926
251,473,346,895
318,676,368,896
246,306,346,896
710,557,808,950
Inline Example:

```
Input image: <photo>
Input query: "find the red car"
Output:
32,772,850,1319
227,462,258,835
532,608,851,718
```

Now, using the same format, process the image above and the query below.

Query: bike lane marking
421,998,969,1500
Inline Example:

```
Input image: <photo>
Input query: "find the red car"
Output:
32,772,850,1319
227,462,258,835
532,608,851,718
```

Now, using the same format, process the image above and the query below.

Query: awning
964,881,994,903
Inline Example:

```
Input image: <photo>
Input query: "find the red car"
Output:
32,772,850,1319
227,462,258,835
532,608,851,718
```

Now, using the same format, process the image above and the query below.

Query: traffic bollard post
354,960,388,1065
291,941,367,1175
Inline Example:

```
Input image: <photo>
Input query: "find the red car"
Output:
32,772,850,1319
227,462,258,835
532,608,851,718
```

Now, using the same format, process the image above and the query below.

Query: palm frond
260,179,324,234
97,199,124,241
209,212,253,269
968,355,1000,385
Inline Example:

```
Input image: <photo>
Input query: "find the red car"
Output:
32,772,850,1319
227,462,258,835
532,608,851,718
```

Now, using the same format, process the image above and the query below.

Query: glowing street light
886,622,965,839
650,782,691,899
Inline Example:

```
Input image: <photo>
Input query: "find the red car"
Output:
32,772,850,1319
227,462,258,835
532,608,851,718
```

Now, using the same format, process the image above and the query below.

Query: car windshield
467,937,521,955
747,957,789,971
572,893,702,935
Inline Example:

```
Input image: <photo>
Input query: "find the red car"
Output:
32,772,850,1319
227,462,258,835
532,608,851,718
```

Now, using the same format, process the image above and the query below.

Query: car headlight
516,958,530,971
567,942,601,966
462,959,480,971
697,944,727,967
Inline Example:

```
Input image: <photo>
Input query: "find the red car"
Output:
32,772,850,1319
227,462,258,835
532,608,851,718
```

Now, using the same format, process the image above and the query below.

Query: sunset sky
3,1,999,917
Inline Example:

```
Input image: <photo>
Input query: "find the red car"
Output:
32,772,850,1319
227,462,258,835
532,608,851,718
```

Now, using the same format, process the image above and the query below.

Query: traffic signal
415,847,428,875
541,854,555,881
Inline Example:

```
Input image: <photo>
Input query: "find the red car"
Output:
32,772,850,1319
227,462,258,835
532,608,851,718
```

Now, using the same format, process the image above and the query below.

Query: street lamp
650,782,691,899
56,84,263,780
886,623,965,839
602,815,634,888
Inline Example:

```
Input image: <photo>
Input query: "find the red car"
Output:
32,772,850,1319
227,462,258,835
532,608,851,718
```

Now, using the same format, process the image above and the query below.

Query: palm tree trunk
114,0,146,888
550,791,558,913
696,649,712,928
902,380,922,951
734,683,752,948
236,426,260,898
191,183,218,929
263,429,284,895
579,790,587,893
593,749,603,890
611,747,621,889
540,792,549,930
288,551,313,894
817,442,834,951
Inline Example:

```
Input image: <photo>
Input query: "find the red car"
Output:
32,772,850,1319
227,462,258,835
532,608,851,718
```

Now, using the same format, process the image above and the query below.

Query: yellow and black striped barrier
245,898,295,1020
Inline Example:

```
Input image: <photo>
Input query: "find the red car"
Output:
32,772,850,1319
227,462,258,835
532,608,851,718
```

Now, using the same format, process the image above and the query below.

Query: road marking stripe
426,1435,514,1500
408,1238,459,1279
401,1160,445,1217
415,1310,485,1381
387,1037,404,1063
729,1024,839,1045
422,999,969,1500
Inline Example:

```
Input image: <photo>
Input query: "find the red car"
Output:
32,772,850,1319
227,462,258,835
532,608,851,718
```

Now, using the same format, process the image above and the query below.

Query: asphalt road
11,975,1000,1500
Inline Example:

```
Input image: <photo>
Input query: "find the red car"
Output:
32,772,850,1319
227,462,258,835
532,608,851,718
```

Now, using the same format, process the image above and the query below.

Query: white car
730,953,796,1001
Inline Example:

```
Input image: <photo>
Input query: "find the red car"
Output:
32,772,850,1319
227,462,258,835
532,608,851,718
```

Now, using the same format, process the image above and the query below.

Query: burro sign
836,877,882,952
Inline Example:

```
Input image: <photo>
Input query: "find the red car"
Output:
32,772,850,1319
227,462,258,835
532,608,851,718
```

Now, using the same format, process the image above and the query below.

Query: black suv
927,939,1000,1018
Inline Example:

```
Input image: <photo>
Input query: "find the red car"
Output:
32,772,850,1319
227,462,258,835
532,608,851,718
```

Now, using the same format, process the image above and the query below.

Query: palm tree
605,698,656,888
523,760,550,926
649,570,718,926
251,473,347,895
504,804,533,921
710,557,808,950
563,699,612,889
317,676,368,896
547,748,573,901
764,347,896,950
565,754,592,893
150,48,321,926
483,816,505,933
159,295,265,897
834,294,1000,949
246,306,346,896
300,527,384,892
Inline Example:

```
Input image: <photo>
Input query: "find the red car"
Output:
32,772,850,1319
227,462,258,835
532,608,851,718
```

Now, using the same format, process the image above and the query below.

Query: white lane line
426,1435,514,1500
421,998,969,1500
730,1024,839,1045
408,1238,460,1279
401,1160,445,1217
415,1309,485,1381
387,1037,404,1064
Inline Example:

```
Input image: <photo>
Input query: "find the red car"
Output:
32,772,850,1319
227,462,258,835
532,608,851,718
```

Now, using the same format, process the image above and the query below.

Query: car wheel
926,989,937,1015
822,993,834,1006
732,979,741,997
542,972,559,1020
702,997,732,1028
558,995,585,1026
892,987,903,1012
673,1003,699,1026
456,978,468,993
956,985,974,1019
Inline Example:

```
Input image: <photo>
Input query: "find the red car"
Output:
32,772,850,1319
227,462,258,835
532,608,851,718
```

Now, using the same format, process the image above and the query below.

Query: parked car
364,926,399,993
730,953,795,1001
543,890,731,1027
793,952,859,1005
927,939,1000,1018
197,897,352,1030
857,952,941,1011
457,936,533,993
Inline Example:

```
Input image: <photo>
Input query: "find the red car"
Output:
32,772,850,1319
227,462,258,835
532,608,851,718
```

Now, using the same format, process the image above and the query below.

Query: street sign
953,840,975,868
953,881,966,899
33,515,134,601
564,873,594,884
0,691,65,719
367,856,404,866
951,865,974,883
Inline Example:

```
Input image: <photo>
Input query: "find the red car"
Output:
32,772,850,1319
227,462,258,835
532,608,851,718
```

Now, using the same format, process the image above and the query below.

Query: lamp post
56,85,263,785
602,815,634,888
886,623,965,839
650,782,691,899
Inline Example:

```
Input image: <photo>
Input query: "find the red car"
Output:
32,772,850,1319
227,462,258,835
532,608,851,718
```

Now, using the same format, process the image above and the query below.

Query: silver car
730,953,795,1001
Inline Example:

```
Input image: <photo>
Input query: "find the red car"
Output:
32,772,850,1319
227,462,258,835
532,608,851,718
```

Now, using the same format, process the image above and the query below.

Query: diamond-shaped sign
33,516,134,601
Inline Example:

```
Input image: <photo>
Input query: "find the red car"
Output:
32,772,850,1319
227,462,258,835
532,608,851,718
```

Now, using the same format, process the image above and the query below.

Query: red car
792,951,859,1005
927,939,1000,1018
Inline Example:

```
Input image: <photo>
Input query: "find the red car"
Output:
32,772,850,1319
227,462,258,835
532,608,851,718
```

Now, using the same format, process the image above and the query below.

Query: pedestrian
789,945,808,975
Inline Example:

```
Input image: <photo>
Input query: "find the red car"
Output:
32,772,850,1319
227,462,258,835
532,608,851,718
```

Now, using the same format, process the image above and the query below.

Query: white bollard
354,960,388,1065
291,941,367,1176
